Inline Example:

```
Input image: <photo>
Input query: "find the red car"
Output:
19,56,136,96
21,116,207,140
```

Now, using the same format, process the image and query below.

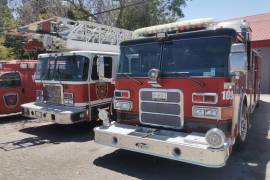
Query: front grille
44,85,62,104
139,88,183,129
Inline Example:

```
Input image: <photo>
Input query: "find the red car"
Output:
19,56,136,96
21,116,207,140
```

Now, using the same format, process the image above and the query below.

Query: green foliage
0,37,15,60
117,0,187,30
0,2,16,60
0,2,16,35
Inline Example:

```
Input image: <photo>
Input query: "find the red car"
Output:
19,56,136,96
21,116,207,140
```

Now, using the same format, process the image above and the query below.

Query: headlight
63,99,74,105
205,108,218,117
63,92,74,105
205,128,225,149
192,106,219,119
114,100,133,111
193,107,205,116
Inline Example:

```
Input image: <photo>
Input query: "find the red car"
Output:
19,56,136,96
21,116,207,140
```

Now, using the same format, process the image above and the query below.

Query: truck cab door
0,72,23,114
91,55,115,99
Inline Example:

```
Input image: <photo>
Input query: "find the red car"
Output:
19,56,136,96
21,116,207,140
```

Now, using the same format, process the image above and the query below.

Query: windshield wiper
43,63,52,80
165,72,205,87
120,73,143,85
55,65,62,81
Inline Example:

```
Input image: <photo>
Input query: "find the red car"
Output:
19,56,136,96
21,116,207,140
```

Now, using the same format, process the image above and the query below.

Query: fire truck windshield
118,36,231,77
36,55,89,81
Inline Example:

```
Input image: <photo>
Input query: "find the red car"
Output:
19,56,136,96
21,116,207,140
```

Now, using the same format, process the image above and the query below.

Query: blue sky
182,0,270,20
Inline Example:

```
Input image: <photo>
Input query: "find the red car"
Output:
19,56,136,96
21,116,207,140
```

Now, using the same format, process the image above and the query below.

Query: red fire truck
0,60,37,115
21,21,133,124
94,18,261,168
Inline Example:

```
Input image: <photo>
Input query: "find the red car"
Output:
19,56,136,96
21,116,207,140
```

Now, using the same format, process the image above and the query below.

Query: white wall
255,47,270,93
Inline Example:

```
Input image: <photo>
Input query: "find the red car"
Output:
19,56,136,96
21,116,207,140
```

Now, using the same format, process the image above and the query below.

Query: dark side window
104,57,113,78
0,72,21,87
91,56,113,80
91,56,99,80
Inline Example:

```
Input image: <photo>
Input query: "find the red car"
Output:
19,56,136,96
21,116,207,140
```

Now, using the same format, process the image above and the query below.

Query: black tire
256,101,260,108
235,105,249,150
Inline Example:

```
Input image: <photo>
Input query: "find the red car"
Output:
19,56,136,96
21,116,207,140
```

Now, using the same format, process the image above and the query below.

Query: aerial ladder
6,17,134,53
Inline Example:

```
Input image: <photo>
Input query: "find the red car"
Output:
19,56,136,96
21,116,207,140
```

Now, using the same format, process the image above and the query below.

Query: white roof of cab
38,50,119,58
134,18,251,37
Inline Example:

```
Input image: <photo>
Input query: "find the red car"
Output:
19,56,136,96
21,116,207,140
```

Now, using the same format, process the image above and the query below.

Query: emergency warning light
134,18,214,36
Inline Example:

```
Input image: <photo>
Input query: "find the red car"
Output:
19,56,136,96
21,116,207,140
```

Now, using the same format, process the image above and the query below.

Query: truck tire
235,105,249,149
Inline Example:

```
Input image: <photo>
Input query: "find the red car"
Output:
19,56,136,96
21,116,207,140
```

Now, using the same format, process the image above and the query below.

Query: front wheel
235,105,249,149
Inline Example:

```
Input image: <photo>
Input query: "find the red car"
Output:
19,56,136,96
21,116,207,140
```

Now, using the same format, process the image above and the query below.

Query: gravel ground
1,95,270,180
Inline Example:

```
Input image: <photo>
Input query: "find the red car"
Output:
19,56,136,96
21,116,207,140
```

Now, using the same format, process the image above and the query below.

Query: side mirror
229,43,248,76
97,56,105,79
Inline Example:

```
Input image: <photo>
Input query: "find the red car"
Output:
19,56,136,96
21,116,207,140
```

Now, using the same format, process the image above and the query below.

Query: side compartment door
0,72,23,114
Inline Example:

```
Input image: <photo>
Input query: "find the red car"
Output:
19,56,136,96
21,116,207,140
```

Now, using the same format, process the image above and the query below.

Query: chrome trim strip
140,111,180,117
91,98,112,105
139,100,180,105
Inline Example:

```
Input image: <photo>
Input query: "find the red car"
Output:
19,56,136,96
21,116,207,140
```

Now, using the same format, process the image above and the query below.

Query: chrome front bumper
94,122,232,168
21,102,87,124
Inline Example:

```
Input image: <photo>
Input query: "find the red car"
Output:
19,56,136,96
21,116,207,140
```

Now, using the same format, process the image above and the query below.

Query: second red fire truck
0,60,37,115
21,51,119,124
21,21,133,124
94,18,261,168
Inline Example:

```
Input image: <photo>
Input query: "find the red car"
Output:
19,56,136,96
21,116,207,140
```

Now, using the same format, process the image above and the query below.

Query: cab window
91,56,99,80
104,57,113,78
0,72,21,87
91,56,113,80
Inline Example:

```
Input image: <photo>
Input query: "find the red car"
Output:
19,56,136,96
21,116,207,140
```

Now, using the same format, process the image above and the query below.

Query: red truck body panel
0,60,37,114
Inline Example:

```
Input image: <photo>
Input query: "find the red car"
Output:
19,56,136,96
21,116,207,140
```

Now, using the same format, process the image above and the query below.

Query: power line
1,0,148,31
93,0,147,15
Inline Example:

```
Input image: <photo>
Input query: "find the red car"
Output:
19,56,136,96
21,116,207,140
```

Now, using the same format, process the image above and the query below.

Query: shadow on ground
0,121,100,151
93,100,270,180
0,114,31,124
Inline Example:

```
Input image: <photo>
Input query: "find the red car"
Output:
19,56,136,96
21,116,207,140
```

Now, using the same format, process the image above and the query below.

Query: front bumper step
21,102,87,124
94,122,232,168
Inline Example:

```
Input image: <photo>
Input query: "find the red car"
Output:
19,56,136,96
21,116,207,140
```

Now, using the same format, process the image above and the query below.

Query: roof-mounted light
134,18,214,37
20,63,27,69
216,19,251,33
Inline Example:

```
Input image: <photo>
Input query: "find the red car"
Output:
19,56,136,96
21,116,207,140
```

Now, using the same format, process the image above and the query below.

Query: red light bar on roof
134,18,214,36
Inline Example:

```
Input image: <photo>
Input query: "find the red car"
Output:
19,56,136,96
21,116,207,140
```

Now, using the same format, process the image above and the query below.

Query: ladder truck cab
21,22,133,124
0,60,37,115
94,18,261,168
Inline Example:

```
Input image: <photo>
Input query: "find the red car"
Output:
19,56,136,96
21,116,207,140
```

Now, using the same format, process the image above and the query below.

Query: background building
231,12,270,93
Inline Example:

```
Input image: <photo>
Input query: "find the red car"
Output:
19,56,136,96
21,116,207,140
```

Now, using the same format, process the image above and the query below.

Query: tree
14,0,70,25
0,0,16,35
0,0,16,60
117,0,187,30
63,0,188,30
0,37,15,60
